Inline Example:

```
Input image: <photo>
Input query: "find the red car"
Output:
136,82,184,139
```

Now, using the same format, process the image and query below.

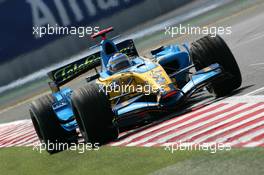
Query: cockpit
107,53,132,73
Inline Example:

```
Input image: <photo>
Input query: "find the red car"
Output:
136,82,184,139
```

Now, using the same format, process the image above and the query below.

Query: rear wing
48,39,138,86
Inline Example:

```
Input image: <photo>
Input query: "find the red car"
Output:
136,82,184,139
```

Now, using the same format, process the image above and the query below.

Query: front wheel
190,34,242,97
30,94,77,154
71,83,118,145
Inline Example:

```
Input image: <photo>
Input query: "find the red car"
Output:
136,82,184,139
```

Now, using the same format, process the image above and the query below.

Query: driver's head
107,53,131,73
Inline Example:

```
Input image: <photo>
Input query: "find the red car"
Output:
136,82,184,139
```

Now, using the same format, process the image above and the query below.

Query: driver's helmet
107,53,132,73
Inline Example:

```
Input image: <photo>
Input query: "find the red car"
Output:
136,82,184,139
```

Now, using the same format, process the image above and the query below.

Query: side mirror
151,46,164,56
48,81,60,93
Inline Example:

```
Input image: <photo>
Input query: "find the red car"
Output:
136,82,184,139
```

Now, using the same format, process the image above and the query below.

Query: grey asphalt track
0,0,264,124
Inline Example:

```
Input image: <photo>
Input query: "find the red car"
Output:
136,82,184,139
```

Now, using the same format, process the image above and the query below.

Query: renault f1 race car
29,27,242,153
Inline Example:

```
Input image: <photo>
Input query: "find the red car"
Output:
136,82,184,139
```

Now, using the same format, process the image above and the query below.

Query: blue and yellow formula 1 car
29,27,241,153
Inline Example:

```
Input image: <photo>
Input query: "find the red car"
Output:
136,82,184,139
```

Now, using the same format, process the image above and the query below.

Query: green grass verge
0,146,263,175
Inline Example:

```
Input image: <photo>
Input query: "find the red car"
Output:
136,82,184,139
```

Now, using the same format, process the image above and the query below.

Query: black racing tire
30,94,77,154
71,83,118,145
190,34,242,97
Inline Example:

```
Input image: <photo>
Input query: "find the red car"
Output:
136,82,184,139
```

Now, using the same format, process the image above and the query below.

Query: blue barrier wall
0,0,143,64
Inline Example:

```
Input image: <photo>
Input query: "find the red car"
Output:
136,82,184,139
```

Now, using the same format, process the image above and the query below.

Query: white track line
243,141,264,147
250,63,264,66
0,119,31,127
139,103,254,147
0,123,27,137
0,130,35,146
191,105,264,143
7,133,38,147
235,128,264,144
169,104,264,143
126,103,240,146
110,103,229,146
243,87,264,96
216,120,264,144
0,124,33,141
222,96,264,103
110,103,227,146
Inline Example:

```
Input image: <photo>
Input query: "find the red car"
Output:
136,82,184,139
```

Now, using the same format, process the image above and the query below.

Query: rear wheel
190,34,242,97
71,83,118,145
30,94,77,154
